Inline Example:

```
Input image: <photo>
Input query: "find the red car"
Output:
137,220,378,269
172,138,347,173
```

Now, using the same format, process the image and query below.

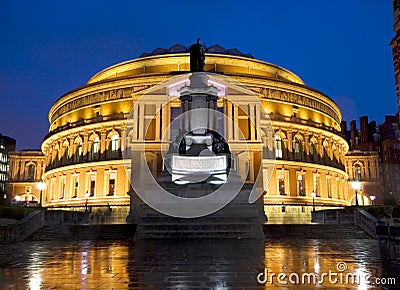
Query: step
27,224,136,241
27,223,373,241
263,224,372,239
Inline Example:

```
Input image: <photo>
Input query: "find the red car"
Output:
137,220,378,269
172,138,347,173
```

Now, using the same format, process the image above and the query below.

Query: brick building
343,115,400,204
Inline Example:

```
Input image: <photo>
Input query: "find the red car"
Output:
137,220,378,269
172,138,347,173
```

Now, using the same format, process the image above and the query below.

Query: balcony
43,112,128,142
263,147,345,171
45,149,122,172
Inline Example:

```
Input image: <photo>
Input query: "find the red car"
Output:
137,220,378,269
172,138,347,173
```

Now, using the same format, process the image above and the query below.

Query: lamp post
15,195,21,205
36,181,46,207
84,192,90,212
352,181,361,207
311,191,316,212
370,195,376,206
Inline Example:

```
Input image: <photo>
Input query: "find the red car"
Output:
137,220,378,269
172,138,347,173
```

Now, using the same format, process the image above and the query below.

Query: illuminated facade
6,150,45,203
0,134,16,203
342,115,400,205
38,44,351,214
344,151,381,205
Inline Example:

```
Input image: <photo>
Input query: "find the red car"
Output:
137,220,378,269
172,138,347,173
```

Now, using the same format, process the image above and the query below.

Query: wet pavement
0,238,399,289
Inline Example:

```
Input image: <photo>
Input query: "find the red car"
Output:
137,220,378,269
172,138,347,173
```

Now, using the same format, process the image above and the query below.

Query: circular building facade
41,44,349,218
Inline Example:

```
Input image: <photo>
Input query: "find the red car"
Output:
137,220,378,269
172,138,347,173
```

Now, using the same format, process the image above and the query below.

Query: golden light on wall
38,46,349,210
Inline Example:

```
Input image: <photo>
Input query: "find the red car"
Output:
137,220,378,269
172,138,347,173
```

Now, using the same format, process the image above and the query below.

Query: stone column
362,161,367,179
68,137,75,158
155,103,161,141
161,104,168,140
132,105,139,140
83,133,89,160
318,137,324,162
226,102,233,141
249,104,255,141
138,104,145,140
207,96,214,131
348,162,353,180
266,129,273,152
180,95,192,132
100,130,107,158
120,127,126,153
206,94,218,131
233,104,239,140
287,131,293,160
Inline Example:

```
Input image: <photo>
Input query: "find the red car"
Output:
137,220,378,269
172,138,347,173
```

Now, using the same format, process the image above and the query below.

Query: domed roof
139,43,254,59
87,44,304,85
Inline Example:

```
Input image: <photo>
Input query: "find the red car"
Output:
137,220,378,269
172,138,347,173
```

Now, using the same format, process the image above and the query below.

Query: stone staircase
27,224,136,241
133,184,266,239
27,223,371,241
135,214,261,239
263,224,372,239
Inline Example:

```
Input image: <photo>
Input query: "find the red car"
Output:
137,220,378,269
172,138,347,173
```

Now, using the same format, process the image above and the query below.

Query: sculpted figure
189,38,205,72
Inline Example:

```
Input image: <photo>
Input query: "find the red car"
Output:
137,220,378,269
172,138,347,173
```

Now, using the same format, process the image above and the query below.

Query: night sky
0,0,396,150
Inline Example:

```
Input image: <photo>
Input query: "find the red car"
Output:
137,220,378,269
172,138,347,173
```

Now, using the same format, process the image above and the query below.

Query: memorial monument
126,40,267,239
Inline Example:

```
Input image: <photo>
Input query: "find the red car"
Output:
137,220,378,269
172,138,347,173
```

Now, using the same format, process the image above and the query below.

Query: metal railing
312,207,400,240
311,208,354,224
45,149,122,171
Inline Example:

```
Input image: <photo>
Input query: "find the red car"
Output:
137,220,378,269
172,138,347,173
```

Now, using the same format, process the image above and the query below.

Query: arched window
90,137,99,160
52,146,59,164
62,145,69,164
322,140,330,163
78,141,82,156
354,164,361,181
310,142,316,161
294,137,301,160
275,135,283,159
74,141,82,163
111,134,119,157
27,164,35,181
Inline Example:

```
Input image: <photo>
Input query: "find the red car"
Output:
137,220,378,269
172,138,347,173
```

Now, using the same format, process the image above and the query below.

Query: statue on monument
189,38,205,72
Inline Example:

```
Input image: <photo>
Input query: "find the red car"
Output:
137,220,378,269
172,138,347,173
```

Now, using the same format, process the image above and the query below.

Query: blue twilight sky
0,0,396,150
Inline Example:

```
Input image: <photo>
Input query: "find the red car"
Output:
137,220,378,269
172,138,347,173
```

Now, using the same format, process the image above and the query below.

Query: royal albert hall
41,44,350,220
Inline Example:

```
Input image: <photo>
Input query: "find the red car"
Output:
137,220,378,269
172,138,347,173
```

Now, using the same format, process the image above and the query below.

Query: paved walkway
0,238,399,289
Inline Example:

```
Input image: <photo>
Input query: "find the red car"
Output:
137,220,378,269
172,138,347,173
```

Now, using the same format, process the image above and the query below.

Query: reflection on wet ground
0,238,399,289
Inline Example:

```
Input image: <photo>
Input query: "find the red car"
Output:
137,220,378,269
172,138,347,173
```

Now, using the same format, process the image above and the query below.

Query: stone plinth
132,180,266,239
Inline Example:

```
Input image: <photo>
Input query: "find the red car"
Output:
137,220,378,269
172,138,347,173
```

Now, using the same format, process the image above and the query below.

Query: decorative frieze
258,87,340,124
51,87,137,123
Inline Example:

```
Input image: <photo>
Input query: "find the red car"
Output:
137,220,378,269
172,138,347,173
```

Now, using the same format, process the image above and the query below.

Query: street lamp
370,195,376,205
84,192,90,212
352,181,361,207
36,181,46,207
311,191,316,212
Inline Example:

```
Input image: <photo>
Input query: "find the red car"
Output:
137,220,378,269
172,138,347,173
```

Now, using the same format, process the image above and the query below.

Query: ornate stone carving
51,87,135,123
259,87,340,124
